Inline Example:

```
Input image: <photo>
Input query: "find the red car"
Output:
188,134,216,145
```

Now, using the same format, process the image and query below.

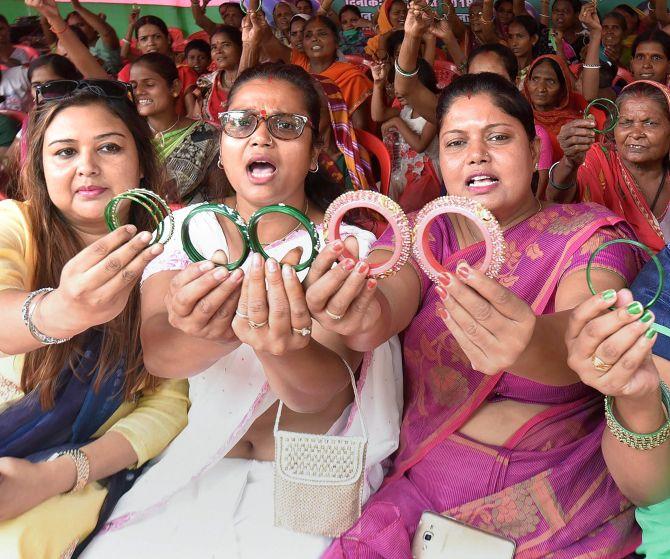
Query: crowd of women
0,0,669,557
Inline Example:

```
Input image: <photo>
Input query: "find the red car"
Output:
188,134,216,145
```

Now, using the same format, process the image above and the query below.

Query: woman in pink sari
305,72,644,557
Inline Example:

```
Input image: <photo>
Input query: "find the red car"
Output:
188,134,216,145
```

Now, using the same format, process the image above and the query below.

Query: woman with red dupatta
523,54,587,161
306,73,643,558
549,80,670,253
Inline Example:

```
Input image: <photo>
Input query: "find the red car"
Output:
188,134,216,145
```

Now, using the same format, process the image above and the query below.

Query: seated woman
117,15,198,114
0,82,188,558
566,280,670,557
549,80,670,252
81,63,402,558
339,5,373,57
630,29,670,85
507,15,540,89
261,15,373,129
130,53,221,204
307,72,643,557
192,25,243,125
313,74,374,192
601,10,630,69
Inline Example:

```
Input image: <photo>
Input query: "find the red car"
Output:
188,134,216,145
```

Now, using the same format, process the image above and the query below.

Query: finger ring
248,320,268,329
235,309,249,319
292,326,312,336
325,309,343,321
591,354,613,373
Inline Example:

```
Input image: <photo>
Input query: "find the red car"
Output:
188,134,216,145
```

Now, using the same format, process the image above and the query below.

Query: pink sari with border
323,202,644,559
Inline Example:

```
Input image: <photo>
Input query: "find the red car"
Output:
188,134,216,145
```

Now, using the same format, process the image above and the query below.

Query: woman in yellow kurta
0,81,188,559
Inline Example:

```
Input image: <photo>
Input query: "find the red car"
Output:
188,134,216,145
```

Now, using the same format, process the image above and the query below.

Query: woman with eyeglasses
129,53,222,204
81,62,402,558
0,81,188,558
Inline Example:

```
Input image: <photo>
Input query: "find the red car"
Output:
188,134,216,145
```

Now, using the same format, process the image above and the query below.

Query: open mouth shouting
246,156,278,184
465,173,500,193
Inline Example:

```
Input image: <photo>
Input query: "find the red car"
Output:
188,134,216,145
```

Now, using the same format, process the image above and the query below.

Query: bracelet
47,448,91,493
240,0,263,14
582,63,601,69
21,288,72,346
583,97,619,134
548,161,576,191
182,203,320,272
50,24,68,35
394,58,419,78
586,239,664,311
247,204,320,272
323,191,411,279
182,203,250,270
412,196,506,284
605,381,670,450
105,188,174,246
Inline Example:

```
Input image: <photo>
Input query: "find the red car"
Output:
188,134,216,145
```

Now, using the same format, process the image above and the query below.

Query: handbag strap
273,356,368,441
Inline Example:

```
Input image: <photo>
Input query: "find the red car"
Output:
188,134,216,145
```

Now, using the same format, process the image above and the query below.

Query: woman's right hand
128,5,140,26
46,225,163,333
25,0,61,21
370,59,389,84
164,261,244,343
304,240,380,336
557,118,597,167
405,1,433,38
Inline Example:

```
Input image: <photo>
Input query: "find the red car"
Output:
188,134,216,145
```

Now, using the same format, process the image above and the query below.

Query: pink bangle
323,191,411,279
412,196,505,284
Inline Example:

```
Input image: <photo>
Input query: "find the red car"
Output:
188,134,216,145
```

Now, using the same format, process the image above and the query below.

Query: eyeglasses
219,110,314,141
34,79,135,105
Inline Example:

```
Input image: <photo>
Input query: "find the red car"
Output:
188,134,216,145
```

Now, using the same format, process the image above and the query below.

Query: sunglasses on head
34,79,136,105
219,110,315,141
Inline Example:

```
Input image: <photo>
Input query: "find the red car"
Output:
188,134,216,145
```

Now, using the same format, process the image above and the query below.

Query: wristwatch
47,448,90,494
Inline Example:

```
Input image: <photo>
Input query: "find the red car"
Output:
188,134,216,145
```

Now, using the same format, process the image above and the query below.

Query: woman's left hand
436,261,536,375
0,458,56,521
232,253,313,356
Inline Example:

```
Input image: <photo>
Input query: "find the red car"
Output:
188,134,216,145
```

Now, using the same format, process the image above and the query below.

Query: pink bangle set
323,192,506,283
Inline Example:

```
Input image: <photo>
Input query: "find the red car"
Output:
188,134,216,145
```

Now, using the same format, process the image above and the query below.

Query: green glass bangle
394,58,419,78
583,97,619,134
181,203,250,270
239,0,262,14
104,188,173,245
548,161,575,191
605,380,670,450
586,239,664,311
247,204,320,272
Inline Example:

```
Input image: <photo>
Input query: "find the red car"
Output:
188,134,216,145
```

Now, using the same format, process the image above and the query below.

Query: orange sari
291,51,372,113
364,0,396,57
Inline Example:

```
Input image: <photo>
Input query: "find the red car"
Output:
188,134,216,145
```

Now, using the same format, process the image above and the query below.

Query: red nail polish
331,240,343,252
355,261,368,274
435,285,448,299
440,273,452,287
342,258,355,271
438,308,450,321
456,262,470,280
367,279,377,290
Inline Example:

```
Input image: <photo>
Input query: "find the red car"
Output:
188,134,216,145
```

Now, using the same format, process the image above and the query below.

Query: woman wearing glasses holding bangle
81,63,402,558
0,81,188,558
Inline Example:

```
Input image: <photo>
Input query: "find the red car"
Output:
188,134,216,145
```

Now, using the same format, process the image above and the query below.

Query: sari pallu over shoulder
324,202,643,559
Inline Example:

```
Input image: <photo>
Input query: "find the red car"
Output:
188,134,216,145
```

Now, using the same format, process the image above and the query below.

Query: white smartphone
412,511,516,559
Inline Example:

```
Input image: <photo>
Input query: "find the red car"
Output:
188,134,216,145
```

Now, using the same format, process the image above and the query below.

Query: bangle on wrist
50,23,68,35
548,161,576,191
394,58,419,78
21,288,72,346
605,381,670,450
47,449,90,493
582,63,601,69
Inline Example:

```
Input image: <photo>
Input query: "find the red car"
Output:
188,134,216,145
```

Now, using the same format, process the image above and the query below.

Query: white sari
82,205,403,559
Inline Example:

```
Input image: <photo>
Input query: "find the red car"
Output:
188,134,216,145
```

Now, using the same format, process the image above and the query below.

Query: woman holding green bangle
566,286,670,557
81,62,403,557
549,80,670,252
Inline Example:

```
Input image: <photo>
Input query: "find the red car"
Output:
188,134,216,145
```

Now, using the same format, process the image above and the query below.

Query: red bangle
50,24,68,35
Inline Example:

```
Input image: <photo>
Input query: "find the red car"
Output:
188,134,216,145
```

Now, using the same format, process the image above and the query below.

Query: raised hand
579,3,602,33
436,261,536,375
370,59,389,84
405,0,434,38
566,289,660,400
557,118,597,167
25,0,60,21
164,260,243,344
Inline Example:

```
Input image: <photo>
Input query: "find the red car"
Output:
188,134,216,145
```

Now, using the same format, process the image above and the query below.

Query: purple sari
324,202,643,558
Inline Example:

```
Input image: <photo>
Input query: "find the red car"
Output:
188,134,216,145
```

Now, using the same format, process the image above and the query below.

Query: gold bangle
48,448,91,493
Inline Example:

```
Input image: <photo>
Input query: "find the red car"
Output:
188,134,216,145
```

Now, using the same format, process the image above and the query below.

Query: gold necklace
149,116,180,146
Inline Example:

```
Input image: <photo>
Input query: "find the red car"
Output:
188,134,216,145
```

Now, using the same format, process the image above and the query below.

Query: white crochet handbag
273,359,368,537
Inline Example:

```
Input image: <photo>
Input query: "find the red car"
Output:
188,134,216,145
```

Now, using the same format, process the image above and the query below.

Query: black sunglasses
34,79,136,105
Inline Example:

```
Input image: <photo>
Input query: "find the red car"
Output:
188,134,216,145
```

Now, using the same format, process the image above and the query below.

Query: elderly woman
307,72,643,557
0,81,187,557
80,63,402,558
550,80,670,252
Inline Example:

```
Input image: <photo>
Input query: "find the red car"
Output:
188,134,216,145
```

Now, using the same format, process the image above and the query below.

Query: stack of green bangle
605,380,670,450
181,202,320,272
583,97,619,134
105,188,174,246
